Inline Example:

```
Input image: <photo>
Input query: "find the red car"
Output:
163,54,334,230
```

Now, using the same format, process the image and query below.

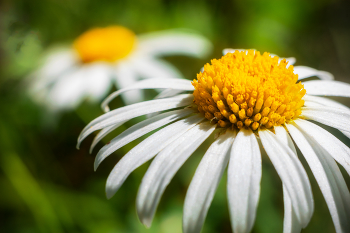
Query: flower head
29,26,212,110
78,49,350,233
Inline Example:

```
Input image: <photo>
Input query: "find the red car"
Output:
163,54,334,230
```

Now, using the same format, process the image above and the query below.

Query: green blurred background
1,0,350,232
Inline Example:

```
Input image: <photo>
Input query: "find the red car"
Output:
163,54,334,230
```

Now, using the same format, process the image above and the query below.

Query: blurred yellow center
192,50,306,131
74,26,136,63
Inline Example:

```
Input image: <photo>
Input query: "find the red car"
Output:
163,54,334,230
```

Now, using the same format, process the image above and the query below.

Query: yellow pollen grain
192,50,305,131
74,26,136,63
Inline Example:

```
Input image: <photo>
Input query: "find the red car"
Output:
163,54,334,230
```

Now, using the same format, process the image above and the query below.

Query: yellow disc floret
74,26,136,63
192,50,306,131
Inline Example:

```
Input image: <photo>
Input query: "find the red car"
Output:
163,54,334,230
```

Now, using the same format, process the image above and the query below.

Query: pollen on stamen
192,50,306,131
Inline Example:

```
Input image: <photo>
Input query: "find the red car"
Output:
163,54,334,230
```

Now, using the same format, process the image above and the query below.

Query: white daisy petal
259,129,314,227
294,66,334,80
287,123,350,233
84,62,112,102
294,119,350,176
303,95,350,139
136,121,216,227
301,106,350,133
282,185,302,233
131,57,184,80
47,67,86,110
31,48,78,90
89,121,128,154
105,114,204,199
227,128,261,233
114,61,143,105
274,126,302,233
303,80,350,97
154,89,184,99
183,129,236,233
94,108,194,170
77,94,193,148
304,95,349,110
137,30,212,58
274,126,297,154
101,78,193,112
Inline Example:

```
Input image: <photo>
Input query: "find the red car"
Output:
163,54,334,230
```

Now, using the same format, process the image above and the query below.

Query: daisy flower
77,49,350,233
29,26,212,110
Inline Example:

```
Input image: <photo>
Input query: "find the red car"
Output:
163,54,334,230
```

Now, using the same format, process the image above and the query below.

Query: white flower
78,49,350,233
29,26,212,111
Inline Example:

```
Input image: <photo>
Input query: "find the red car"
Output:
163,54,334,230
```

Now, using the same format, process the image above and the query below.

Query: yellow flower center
192,50,306,131
74,26,136,63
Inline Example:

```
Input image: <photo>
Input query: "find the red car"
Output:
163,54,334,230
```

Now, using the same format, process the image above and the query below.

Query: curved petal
294,119,350,176
94,108,194,170
304,95,349,110
303,95,350,140
77,94,193,148
136,121,216,227
274,126,302,233
282,185,302,233
259,129,314,227
114,61,143,105
301,106,350,133
105,114,204,199
137,30,212,58
287,123,350,233
89,121,128,154
102,78,193,112
294,66,334,80
183,129,236,233
154,89,185,99
303,80,350,97
227,128,261,233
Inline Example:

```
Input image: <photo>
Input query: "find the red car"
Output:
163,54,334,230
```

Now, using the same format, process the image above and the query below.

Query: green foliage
0,0,349,232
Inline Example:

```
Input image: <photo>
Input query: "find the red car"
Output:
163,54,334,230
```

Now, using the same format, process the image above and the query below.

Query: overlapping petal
227,128,261,233
183,129,236,233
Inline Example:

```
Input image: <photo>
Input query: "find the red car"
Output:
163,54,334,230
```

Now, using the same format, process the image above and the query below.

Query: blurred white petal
137,30,212,58
131,56,184,80
84,62,112,101
30,48,78,91
47,67,86,111
114,61,143,105
294,66,334,80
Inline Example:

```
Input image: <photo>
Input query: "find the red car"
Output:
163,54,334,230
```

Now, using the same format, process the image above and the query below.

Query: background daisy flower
78,49,350,233
29,26,212,111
